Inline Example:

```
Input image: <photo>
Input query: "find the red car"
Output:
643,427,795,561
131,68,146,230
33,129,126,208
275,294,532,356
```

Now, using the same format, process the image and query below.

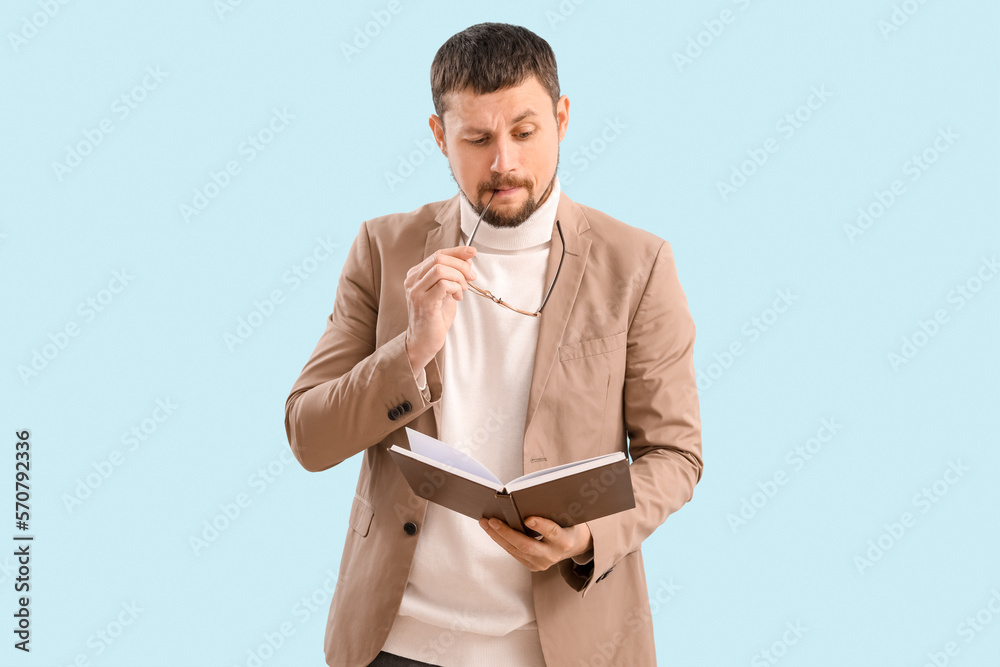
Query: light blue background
2,1,998,665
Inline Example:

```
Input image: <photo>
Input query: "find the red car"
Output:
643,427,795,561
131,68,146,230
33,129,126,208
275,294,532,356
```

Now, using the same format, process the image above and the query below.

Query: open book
388,427,635,538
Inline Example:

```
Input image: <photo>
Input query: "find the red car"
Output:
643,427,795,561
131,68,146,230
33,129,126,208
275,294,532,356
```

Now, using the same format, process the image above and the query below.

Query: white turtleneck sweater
380,179,585,666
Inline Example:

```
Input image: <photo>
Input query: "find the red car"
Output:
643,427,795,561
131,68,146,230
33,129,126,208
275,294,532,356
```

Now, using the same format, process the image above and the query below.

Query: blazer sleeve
284,220,442,472
559,240,703,596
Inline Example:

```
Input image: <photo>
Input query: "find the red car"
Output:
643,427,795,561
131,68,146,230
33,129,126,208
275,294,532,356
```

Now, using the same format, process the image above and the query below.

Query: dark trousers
366,651,440,667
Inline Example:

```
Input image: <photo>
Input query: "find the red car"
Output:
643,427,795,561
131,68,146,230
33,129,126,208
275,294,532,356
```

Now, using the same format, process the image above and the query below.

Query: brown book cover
388,427,635,538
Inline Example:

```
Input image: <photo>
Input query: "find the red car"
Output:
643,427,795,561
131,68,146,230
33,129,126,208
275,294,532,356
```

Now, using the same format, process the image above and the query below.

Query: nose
490,135,517,175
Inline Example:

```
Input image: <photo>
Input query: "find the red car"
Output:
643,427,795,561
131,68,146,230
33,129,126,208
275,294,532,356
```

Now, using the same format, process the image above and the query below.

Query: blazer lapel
523,193,592,439
426,195,463,432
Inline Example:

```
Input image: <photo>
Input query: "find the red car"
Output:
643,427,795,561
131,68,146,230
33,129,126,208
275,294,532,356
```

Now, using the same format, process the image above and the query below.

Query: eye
517,131,534,139
469,137,487,146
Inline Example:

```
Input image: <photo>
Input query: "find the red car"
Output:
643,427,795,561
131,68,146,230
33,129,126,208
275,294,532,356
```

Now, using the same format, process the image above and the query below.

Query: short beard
454,153,560,229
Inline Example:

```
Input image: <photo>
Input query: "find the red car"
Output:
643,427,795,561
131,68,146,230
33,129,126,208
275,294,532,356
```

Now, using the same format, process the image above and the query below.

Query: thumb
526,516,559,535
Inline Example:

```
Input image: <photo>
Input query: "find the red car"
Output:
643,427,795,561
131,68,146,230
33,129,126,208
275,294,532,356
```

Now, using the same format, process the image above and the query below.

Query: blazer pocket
349,494,375,538
559,331,627,362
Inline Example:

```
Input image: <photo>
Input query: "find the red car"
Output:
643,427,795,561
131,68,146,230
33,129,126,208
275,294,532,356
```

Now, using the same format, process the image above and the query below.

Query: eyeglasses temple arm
537,219,565,314
467,189,497,247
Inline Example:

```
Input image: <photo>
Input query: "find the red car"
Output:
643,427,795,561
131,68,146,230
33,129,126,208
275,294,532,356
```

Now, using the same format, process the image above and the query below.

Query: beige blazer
285,190,703,667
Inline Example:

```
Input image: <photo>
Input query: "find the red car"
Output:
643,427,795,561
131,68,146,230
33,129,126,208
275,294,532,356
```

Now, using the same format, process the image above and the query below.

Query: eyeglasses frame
464,189,566,317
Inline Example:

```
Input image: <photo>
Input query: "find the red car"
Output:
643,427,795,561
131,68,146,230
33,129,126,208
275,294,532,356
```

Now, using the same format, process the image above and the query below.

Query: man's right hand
403,246,477,372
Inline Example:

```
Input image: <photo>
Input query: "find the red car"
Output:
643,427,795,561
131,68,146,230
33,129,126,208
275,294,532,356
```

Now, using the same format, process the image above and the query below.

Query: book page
388,445,503,492
404,427,503,485
504,451,626,493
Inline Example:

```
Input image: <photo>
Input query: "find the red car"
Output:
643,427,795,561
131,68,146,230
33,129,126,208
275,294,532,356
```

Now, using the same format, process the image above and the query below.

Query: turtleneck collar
459,177,561,251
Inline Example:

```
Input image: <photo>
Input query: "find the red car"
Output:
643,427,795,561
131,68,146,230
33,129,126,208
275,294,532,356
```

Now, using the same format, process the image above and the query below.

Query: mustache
479,178,531,197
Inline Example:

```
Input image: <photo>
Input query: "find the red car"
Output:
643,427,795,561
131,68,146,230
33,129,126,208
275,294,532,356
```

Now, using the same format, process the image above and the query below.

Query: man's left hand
479,516,592,572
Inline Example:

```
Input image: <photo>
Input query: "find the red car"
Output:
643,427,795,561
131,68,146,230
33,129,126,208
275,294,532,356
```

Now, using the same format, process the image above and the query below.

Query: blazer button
403,521,417,535
388,408,399,421
401,401,412,413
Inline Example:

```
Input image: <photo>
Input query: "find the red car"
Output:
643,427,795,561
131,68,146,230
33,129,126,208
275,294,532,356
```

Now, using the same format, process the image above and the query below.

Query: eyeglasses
464,189,565,317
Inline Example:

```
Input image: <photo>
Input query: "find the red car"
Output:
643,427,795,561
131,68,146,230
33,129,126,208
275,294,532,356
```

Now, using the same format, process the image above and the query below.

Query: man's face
429,76,569,228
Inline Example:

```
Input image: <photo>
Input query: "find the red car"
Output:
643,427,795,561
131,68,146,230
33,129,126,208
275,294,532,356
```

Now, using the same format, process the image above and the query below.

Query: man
285,22,702,667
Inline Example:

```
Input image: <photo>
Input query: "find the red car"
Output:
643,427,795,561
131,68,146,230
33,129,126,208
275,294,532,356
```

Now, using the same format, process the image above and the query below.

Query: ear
429,114,447,156
555,95,570,143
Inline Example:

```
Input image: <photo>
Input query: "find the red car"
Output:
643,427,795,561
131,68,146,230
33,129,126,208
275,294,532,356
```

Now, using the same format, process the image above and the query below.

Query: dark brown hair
430,23,560,125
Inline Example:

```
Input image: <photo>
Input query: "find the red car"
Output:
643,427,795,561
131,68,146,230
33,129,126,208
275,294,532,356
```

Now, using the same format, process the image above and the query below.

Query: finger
417,249,478,283
422,279,464,304
525,516,562,542
417,260,474,291
479,519,537,568
406,253,472,289
442,244,478,256
480,518,513,547
404,264,420,289
483,518,542,557
414,264,471,295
